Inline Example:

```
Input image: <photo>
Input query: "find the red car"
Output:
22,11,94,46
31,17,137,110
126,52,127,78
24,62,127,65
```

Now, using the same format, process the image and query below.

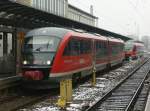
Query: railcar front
21,27,71,89
134,43,145,58
124,41,144,60
124,41,134,60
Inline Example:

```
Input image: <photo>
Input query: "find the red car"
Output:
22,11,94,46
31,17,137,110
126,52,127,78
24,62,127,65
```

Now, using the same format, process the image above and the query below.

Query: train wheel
119,60,124,66
106,63,111,70
72,73,81,83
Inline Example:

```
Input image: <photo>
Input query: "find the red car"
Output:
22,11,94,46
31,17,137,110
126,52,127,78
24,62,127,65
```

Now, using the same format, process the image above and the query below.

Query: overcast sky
69,0,150,39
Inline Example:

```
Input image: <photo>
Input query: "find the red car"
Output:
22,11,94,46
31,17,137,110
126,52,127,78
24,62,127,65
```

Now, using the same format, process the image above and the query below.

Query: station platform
0,75,21,90
0,73,16,79
145,92,150,111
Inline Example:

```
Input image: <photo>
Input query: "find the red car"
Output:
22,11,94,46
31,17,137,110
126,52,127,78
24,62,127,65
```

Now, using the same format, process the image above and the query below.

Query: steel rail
125,69,149,111
86,58,150,111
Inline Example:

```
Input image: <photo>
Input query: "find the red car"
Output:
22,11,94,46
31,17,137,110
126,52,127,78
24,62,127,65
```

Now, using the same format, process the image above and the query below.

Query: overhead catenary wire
127,0,150,28
69,0,131,36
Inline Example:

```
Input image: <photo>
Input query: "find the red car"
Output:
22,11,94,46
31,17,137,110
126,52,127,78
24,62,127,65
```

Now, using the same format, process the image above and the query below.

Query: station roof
0,0,131,41
68,4,98,19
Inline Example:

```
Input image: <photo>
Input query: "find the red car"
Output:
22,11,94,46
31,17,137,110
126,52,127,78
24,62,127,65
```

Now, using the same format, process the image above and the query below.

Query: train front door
0,32,16,76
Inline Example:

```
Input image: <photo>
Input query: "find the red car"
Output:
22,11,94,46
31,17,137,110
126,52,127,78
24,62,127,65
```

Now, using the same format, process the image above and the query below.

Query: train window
80,39,91,54
103,42,108,56
96,41,100,58
111,44,118,55
111,43,124,55
63,40,71,56
120,44,124,52
96,41,107,58
24,36,60,52
63,37,80,56
63,37,92,56
71,38,80,55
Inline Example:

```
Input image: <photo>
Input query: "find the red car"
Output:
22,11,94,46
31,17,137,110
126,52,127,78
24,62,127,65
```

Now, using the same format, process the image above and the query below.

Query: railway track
86,58,150,111
132,75,150,111
0,89,58,111
16,59,147,111
0,76,22,107
0,76,58,111
0,59,147,111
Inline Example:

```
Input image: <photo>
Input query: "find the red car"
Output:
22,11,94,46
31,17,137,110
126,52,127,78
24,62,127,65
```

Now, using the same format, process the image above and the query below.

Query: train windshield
22,36,60,65
24,36,60,52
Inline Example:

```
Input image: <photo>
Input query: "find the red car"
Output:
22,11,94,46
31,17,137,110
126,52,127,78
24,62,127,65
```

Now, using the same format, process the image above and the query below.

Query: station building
0,0,98,75
12,0,98,27
0,0,130,76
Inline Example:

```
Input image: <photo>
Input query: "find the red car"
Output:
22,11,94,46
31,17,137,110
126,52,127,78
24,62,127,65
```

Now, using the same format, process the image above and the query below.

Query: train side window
80,40,84,54
112,43,122,55
111,44,117,55
102,42,107,57
71,38,80,56
63,37,92,56
111,43,122,56
119,44,124,52
81,39,91,54
63,37,80,56
96,41,107,58
87,40,92,53
63,40,71,56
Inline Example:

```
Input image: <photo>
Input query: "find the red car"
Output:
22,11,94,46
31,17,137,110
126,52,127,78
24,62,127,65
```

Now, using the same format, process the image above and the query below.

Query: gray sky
69,0,150,39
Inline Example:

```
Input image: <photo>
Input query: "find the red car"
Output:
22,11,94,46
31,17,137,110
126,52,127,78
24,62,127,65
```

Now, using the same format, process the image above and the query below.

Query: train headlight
23,60,27,65
47,60,51,65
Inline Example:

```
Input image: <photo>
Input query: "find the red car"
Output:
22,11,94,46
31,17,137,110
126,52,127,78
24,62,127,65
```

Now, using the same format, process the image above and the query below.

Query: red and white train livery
22,27,124,88
124,40,145,60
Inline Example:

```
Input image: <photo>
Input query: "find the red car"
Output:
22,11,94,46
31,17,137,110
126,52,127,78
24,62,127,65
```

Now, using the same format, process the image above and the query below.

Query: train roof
108,37,124,43
26,27,72,38
25,27,107,40
25,27,124,43
125,40,144,46
134,42,144,46
75,32,108,41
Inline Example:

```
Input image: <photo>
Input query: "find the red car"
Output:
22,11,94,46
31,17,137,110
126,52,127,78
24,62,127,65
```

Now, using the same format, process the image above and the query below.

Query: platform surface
0,75,21,90
0,73,16,79
145,92,150,111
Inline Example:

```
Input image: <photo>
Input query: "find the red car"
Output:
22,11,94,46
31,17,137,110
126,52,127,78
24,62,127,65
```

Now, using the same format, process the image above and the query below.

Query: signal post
57,79,72,109
91,66,96,87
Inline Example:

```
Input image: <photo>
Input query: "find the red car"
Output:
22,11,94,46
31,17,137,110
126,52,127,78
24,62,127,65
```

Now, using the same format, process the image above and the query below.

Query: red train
124,40,145,60
21,27,125,88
